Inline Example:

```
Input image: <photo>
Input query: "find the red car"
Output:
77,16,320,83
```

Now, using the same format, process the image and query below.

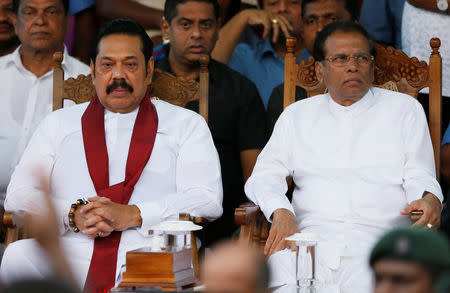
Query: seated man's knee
0,239,51,284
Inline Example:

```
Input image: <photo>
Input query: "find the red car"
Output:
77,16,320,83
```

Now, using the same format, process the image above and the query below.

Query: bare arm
406,0,449,14
240,149,261,182
96,0,164,29
211,9,292,64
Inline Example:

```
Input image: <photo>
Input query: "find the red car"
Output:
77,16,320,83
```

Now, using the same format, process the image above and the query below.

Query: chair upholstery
237,37,442,246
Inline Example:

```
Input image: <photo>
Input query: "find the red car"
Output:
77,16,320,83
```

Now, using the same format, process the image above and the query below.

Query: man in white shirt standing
0,18,223,291
0,0,90,204
245,21,443,292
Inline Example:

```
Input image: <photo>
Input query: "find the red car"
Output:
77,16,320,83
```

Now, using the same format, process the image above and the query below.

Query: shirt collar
8,45,71,77
328,87,375,118
256,38,277,60
104,106,139,120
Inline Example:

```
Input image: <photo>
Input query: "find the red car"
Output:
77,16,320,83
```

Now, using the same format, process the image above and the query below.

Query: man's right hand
74,204,114,239
241,9,293,43
264,208,299,256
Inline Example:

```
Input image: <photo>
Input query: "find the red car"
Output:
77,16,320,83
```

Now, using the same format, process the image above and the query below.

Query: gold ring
272,18,278,24
426,223,433,229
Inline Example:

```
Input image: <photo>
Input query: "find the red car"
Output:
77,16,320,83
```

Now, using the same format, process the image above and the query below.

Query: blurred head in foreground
202,240,269,293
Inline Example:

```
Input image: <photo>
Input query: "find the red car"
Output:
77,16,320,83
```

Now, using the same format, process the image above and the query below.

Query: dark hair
90,18,154,67
1,278,78,293
164,0,220,23
301,0,359,21
13,0,69,15
313,21,377,62
222,0,241,25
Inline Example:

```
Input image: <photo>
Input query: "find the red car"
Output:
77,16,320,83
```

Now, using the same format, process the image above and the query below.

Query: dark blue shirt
228,35,310,108
69,0,95,15
359,0,405,49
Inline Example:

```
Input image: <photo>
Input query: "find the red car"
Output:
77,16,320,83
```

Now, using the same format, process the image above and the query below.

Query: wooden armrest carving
178,213,208,225
4,211,17,228
235,202,261,225
235,202,269,247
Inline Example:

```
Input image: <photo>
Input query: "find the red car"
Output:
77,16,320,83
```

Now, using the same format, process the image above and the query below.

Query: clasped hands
74,196,142,239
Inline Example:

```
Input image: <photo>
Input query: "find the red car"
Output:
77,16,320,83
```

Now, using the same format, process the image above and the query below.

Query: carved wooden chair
237,37,442,247
52,52,210,122
3,52,211,268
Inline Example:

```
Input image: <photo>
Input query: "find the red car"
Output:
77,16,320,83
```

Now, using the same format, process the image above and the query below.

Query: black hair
89,18,154,67
164,0,220,23
222,0,241,25
301,0,359,21
313,21,377,62
13,0,69,15
1,278,78,293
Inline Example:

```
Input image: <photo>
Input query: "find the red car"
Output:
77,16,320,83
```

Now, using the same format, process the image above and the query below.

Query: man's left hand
79,196,143,235
401,192,441,228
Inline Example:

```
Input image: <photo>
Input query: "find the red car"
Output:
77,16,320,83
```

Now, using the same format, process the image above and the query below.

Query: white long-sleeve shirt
4,99,223,285
0,46,90,202
246,87,442,247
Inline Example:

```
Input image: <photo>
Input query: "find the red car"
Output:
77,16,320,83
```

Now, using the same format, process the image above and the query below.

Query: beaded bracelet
68,198,88,233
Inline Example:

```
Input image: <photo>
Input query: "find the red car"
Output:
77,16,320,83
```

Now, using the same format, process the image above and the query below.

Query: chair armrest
3,211,28,251
178,213,208,225
3,211,17,228
235,202,269,248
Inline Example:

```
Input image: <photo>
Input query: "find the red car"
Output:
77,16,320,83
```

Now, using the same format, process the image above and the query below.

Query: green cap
370,227,450,271
434,270,450,293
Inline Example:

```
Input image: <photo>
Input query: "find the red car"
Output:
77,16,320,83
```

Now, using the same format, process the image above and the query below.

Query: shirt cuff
260,197,296,223
405,181,444,204
134,201,169,237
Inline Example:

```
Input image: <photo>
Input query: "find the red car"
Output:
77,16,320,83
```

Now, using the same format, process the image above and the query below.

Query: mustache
0,21,14,30
106,79,134,94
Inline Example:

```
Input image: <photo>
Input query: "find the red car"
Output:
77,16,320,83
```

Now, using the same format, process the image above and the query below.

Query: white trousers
268,248,373,293
267,223,383,293
0,238,92,288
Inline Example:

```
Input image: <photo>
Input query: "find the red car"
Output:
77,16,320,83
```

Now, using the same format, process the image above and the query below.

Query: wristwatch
437,0,448,11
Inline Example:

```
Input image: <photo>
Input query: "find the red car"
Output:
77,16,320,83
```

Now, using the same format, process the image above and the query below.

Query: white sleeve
135,115,223,235
402,101,443,203
5,112,72,234
244,111,295,222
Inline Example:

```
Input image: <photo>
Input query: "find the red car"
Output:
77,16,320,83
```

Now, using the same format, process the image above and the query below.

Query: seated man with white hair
0,18,223,292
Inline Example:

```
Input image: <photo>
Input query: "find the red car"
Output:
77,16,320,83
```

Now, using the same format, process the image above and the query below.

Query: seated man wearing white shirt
0,18,223,292
245,21,442,292
0,0,90,204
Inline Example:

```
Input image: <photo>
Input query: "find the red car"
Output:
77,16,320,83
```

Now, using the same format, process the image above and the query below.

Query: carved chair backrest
52,52,210,122
283,37,443,178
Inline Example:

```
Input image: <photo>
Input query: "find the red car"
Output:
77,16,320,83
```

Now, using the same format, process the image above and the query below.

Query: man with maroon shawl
0,18,223,292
